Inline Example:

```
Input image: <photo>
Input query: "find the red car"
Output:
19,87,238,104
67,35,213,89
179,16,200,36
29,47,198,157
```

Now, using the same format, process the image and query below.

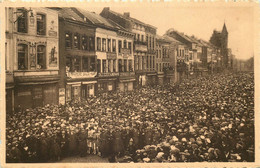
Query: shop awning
82,81,97,84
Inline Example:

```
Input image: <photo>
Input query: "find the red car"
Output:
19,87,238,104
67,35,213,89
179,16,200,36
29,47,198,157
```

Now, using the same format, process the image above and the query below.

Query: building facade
100,7,158,87
6,7,60,112
58,8,97,103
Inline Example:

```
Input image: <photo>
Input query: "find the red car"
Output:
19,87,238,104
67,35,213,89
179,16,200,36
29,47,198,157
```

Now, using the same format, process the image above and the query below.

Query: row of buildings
5,7,233,112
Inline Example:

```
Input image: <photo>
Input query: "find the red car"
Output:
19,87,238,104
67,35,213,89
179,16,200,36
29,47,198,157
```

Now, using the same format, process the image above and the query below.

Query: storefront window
37,14,46,35
37,45,46,69
18,44,28,70
17,9,27,33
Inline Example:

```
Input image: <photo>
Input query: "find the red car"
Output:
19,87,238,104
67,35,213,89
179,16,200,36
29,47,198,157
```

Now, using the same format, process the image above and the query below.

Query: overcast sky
81,3,256,60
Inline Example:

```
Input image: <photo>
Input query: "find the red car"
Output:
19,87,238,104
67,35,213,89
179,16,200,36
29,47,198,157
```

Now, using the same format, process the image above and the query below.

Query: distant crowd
6,72,254,163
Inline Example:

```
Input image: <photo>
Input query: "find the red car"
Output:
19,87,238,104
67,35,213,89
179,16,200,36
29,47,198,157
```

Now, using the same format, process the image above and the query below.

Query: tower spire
222,22,228,34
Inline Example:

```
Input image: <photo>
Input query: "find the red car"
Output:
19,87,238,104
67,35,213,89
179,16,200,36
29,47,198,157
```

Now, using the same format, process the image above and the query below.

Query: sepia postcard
0,1,259,168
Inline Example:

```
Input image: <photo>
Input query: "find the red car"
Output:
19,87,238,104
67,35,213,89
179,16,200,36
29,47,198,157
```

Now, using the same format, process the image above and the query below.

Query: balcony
67,72,97,79
135,44,147,52
134,40,147,45
98,72,119,77
119,71,135,77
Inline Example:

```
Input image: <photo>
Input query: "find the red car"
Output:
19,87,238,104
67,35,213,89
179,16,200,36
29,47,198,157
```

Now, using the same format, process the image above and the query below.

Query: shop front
14,82,59,110
97,78,117,93
147,72,157,86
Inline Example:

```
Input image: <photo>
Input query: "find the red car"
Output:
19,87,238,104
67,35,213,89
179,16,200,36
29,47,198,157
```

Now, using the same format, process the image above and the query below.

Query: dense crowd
6,72,254,163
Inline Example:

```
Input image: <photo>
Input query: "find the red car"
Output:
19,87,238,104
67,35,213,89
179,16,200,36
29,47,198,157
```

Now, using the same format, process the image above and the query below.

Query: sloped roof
75,8,115,29
58,8,85,22
162,35,183,45
103,8,156,29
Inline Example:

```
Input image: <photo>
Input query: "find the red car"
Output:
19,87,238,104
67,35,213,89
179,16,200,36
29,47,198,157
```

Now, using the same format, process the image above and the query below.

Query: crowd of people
6,72,254,163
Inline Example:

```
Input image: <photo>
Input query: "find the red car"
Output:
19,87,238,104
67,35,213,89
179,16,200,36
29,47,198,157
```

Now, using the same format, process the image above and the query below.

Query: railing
67,72,97,78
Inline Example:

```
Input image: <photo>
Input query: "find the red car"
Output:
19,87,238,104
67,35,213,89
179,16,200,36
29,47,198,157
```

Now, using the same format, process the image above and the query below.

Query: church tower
221,22,229,68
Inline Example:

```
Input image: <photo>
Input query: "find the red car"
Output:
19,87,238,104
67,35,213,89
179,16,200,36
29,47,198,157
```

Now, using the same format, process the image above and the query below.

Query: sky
81,3,256,60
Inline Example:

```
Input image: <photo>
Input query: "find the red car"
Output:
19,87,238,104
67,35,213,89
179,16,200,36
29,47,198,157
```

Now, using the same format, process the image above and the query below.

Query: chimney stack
124,12,130,17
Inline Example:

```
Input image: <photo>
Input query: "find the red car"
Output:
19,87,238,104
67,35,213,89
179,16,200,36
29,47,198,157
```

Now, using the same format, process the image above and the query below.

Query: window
137,34,140,41
74,34,80,49
17,9,27,33
37,14,46,35
128,42,132,54
108,39,111,52
89,37,94,51
112,39,116,52
124,59,127,72
146,35,148,43
102,38,106,52
149,37,152,48
113,60,116,72
118,40,122,53
141,35,144,42
82,57,88,72
90,57,95,71
82,35,88,50
129,60,132,72
102,59,106,73
18,44,28,70
97,59,101,73
124,40,127,48
97,37,101,51
108,60,111,72
66,57,72,72
65,32,72,49
118,59,122,72
37,45,46,69
73,57,81,72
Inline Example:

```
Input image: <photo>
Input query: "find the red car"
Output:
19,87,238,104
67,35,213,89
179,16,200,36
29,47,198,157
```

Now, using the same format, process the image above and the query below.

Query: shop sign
67,72,97,79
98,72,119,77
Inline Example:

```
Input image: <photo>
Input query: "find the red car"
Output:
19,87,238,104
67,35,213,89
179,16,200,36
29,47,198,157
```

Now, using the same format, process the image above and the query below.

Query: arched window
37,45,46,69
18,44,28,70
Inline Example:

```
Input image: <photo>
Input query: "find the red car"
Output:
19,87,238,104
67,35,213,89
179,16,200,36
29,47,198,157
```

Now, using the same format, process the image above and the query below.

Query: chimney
124,12,130,17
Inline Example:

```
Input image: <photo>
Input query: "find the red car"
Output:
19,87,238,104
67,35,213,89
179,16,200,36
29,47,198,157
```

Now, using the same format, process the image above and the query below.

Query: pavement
57,154,109,163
